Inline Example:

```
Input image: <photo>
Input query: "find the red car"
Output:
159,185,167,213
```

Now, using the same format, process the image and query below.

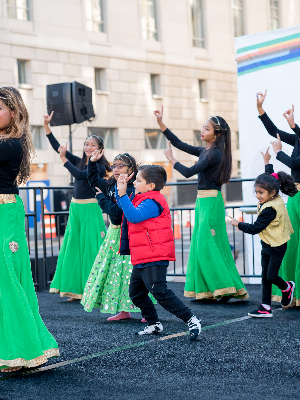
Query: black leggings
261,242,288,305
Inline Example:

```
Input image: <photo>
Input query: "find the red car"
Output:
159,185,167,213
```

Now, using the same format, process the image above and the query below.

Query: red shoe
107,312,131,321
141,318,147,322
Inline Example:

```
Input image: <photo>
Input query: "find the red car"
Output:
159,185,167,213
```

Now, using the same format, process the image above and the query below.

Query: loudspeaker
46,81,95,127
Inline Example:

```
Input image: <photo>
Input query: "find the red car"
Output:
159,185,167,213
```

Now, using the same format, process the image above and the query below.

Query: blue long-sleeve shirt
117,188,169,268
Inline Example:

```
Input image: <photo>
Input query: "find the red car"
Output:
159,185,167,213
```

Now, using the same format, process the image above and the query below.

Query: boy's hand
117,175,128,197
228,216,239,227
91,149,104,162
283,105,296,129
271,134,282,154
261,147,271,165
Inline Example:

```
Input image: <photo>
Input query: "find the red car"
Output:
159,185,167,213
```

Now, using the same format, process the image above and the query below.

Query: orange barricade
41,205,57,239
173,211,181,239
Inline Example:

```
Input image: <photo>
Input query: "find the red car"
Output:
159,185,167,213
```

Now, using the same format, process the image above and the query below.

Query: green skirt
272,192,300,306
50,199,106,299
82,224,145,314
184,192,248,300
0,195,59,369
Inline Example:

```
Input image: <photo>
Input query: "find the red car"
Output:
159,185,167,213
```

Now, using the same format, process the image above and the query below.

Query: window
7,0,30,21
145,129,166,149
17,60,27,84
190,0,205,48
233,0,244,37
198,80,207,100
150,74,161,96
194,131,205,147
85,0,105,32
95,68,107,91
88,128,115,149
270,0,280,30
141,0,158,41
31,126,47,150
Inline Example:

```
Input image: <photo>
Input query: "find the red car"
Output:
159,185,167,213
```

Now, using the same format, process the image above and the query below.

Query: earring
214,136,216,139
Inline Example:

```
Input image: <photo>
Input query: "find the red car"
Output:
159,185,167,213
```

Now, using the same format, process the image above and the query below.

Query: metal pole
69,124,74,185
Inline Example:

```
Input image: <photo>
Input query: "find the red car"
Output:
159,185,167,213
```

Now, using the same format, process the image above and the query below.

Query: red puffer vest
127,191,176,265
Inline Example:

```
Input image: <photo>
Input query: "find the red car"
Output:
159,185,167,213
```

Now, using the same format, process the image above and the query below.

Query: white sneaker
187,315,201,341
135,322,163,336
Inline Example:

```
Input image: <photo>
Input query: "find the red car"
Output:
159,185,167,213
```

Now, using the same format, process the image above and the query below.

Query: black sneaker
135,322,163,336
248,305,273,318
281,281,295,307
187,315,201,341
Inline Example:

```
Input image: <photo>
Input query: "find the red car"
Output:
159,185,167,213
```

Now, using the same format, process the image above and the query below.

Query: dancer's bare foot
0,366,22,373
67,297,78,302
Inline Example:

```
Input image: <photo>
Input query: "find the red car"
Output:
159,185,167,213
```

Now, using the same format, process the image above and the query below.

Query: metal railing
20,178,258,291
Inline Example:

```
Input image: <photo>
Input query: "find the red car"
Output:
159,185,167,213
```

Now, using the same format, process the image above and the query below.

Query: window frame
88,127,115,150
145,129,166,150
270,0,280,30
233,0,244,37
7,0,30,21
17,59,28,85
141,0,159,42
190,0,205,48
85,0,105,33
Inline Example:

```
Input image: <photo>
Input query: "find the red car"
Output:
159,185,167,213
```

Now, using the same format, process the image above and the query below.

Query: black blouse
47,132,106,199
0,138,23,194
259,112,300,183
162,128,222,191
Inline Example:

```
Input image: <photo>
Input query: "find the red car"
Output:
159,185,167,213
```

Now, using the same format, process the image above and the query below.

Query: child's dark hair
77,135,111,176
255,171,298,197
138,164,167,191
108,153,138,186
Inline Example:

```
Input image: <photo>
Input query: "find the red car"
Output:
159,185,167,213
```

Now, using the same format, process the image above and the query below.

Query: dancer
81,150,144,320
257,91,300,306
117,164,202,340
153,106,248,302
0,87,59,372
44,112,109,300
230,148,296,317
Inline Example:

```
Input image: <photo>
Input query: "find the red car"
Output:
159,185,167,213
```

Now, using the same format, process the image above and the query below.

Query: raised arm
87,159,109,195
153,106,200,156
96,185,134,220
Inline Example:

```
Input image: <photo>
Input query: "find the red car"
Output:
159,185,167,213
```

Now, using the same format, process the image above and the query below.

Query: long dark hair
108,153,138,186
255,171,298,197
0,86,35,184
207,116,232,185
77,134,111,176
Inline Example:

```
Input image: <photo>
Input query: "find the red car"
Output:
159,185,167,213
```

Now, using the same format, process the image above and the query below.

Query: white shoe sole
248,313,273,318
282,281,295,307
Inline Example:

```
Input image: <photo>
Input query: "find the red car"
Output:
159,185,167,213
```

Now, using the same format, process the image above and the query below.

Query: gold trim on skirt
197,190,219,198
49,288,83,299
295,182,300,192
0,348,60,369
111,224,121,229
271,294,298,307
184,287,249,300
0,194,17,204
71,198,98,204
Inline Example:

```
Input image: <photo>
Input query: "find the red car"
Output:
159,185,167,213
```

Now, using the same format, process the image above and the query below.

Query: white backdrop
234,25,300,281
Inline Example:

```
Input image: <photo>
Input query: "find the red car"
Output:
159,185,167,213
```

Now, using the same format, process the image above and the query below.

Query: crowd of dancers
0,86,299,372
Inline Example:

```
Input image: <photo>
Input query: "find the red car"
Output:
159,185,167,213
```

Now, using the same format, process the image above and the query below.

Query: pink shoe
141,318,147,323
107,312,131,321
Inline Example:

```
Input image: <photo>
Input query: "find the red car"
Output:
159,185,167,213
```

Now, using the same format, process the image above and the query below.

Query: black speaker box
73,102,95,124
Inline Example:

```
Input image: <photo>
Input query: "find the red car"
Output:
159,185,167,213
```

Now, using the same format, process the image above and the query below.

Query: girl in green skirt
81,151,143,320
0,87,59,372
257,91,300,305
154,106,248,302
44,113,110,300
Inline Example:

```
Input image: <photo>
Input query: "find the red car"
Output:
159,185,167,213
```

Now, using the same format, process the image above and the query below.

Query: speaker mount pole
69,125,74,185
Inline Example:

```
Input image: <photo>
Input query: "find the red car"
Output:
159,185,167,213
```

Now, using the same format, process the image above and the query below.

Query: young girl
0,87,59,372
153,106,248,302
44,113,109,300
230,148,296,317
257,91,300,306
81,151,143,320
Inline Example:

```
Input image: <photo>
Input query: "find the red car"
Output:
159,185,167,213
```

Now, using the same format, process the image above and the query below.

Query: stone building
1,0,300,200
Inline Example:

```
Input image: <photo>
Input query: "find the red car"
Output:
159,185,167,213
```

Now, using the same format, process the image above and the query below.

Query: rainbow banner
237,32,300,76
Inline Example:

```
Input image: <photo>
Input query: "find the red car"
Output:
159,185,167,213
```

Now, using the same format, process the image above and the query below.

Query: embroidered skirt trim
184,287,249,300
0,348,60,369
0,194,17,204
197,190,219,198
271,294,299,307
71,198,98,204
295,182,300,192
49,288,83,299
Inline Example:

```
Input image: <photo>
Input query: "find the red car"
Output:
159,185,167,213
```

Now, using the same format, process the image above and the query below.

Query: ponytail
277,171,298,197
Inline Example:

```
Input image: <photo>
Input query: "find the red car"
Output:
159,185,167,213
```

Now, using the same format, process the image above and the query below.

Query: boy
117,164,201,341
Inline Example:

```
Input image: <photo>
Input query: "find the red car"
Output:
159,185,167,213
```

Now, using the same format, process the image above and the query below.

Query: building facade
0,0,300,195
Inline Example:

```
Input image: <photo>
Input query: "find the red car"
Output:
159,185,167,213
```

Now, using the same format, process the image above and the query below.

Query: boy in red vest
117,165,201,341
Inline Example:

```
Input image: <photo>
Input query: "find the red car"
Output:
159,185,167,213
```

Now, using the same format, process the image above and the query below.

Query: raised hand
163,141,173,161
283,104,295,129
271,133,282,154
228,215,239,227
95,187,102,196
58,143,67,158
261,147,271,165
119,172,134,183
117,175,127,197
256,90,267,115
153,105,163,124
90,149,104,162
43,111,54,126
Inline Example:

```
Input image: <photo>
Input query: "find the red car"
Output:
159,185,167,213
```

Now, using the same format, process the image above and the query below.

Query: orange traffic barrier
173,211,181,239
186,210,191,228
41,205,57,239
238,211,243,223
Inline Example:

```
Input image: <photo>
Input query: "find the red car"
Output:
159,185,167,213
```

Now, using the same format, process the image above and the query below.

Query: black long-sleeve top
162,128,222,191
88,159,135,225
259,112,300,182
47,132,106,199
0,138,23,194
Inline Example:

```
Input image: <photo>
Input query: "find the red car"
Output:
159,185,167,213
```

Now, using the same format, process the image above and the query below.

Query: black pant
129,265,193,325
261,242,288,305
